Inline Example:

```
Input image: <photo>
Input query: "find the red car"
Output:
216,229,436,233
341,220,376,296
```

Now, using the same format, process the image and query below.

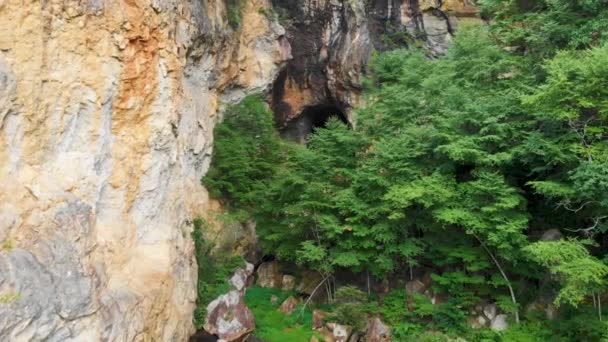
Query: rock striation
0,0,288,340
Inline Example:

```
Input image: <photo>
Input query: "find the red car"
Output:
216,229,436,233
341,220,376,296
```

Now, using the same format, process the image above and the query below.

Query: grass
245,286,321,342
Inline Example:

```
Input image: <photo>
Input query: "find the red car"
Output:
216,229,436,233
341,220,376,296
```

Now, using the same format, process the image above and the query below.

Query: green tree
524,239,608,319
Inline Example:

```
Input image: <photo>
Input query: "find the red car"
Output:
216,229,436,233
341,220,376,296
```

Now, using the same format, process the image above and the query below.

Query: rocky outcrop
271,0,480,142
256,261,283,288
365,317,391,342
204,290,255,341
0,0,288,340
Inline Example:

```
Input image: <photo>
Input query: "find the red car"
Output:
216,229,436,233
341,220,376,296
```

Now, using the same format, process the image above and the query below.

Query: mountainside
0,0,475,340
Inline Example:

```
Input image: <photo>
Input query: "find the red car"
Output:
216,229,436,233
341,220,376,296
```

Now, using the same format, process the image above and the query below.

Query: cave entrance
280,104,348,143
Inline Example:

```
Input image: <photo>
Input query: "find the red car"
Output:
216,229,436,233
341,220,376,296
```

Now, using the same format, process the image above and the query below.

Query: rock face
271,0,480,142
0,0,288,340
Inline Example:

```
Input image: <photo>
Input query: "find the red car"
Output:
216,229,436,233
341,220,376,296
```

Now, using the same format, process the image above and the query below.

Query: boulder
490,314,508,332
467,315,487,329
482,303,497,321
204,290,255,341
540,229,562,241
245,262,255,276
256,262,282,288
270,295,279,305
365,317,391,342
327,323,352,342
310,337,320,342
312,309,328,330
282,275,297,291
277,296,300,315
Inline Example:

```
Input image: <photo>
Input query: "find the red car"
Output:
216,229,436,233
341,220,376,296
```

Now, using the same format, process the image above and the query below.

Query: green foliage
548,308,608,341
245,286,319,342
524,239,608,307
225,0,245,29
203,95,284,220
192,218,243,329
500,322,555,342
480,0,608,58
329,286,372,332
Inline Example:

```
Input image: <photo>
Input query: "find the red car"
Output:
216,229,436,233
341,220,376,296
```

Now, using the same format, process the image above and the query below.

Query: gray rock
490,314,508,331
327,322,352,342
482,303,497,321
541,229,562,241
229,268,249,291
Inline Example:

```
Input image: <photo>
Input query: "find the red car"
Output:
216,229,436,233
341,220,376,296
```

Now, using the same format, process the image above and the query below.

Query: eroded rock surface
0,0,288,340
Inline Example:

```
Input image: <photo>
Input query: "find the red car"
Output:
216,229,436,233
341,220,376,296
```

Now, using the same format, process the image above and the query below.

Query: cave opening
280,103,349,143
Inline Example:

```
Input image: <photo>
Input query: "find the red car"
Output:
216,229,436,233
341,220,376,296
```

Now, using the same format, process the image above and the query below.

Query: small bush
330,286,371,332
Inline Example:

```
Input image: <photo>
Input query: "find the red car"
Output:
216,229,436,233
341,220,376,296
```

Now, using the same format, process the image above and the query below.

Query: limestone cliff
0,0,478,340
0,0,288,340
271,0,479,141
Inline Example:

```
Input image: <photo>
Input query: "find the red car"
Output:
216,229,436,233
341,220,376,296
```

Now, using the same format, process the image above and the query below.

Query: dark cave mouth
280,104,349,143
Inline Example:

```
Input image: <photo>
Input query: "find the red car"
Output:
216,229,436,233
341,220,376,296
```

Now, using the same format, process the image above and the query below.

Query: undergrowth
245,286,319,342
192,217,243,329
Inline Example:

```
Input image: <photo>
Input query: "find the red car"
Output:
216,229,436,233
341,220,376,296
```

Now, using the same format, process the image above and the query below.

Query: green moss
225,0,245,29
0,290,20,304
2,239,15,251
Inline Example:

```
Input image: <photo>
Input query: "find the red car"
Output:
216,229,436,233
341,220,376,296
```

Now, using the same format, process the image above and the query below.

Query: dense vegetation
203,0,608,340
